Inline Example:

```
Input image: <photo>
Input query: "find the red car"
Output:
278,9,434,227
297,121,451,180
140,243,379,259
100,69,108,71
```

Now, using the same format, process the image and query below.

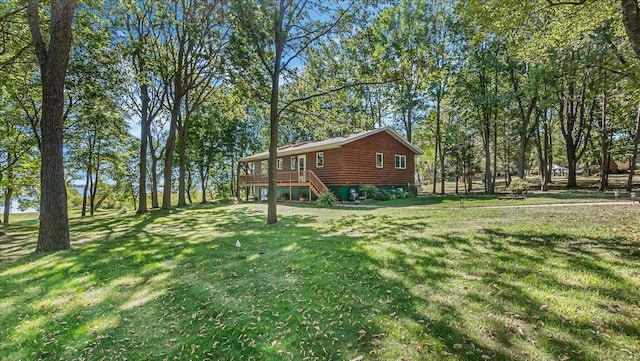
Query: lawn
1,200,639,360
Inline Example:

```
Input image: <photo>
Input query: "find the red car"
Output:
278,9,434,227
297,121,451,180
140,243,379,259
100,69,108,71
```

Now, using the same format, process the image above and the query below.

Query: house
239,127,422,201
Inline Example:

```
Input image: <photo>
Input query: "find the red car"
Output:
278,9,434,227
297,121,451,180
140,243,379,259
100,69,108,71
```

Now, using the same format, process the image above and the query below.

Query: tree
0,98,39,225
154,0,228,210
1,3,39,225
27,0,76,252
117,0,167,214
231,0,364,224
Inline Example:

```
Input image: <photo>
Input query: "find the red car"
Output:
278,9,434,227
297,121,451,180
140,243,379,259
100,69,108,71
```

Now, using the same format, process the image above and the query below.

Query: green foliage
359,184,378,199
316,191,337,207
360,185,392,201
509,177,529,196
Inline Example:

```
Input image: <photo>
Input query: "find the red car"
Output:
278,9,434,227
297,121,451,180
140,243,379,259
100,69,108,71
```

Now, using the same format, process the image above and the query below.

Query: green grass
1,200,639,360
374,190,623,208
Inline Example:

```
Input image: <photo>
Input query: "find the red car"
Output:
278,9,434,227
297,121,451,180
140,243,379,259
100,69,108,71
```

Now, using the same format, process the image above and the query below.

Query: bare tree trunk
491,112,498,194
137,84,150,214
599,91,608,192
149,137,161,208
437,97,445,195
178,107,190,207
627,101,640,190
482,113,492,194
534,109,549,191
267,5,285,226
28,0,76,252
186,168,193,204
432,98,440,194
3,187,12,224
81,169,89,217
162,104,179,210
235,159,242,201
200,165,208,203
90,159,99,216
230,159,236,199
621,0,640,60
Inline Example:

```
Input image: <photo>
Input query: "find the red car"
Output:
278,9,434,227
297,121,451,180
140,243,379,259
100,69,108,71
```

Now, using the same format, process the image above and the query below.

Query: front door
298,155,306,182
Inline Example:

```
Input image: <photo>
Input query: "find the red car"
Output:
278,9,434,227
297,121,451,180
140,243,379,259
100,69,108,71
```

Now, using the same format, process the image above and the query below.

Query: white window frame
277,158,283,170
395,155,406,169
316,152,324,168
291,156,297,170
376,153,384,168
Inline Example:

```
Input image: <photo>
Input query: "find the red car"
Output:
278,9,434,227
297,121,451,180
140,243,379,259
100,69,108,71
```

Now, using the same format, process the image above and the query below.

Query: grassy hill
1,200,639,360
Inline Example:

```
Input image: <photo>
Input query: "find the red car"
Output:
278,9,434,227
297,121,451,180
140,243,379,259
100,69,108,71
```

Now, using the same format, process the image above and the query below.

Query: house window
277,158,283,170
376,153,384,168
247,162,253,174
261,161,268,174
395,155,406,169
316,152,324,168
291,156,297,170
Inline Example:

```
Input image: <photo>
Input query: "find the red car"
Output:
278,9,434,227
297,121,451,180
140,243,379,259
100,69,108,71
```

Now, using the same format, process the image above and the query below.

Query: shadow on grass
1,203,639,360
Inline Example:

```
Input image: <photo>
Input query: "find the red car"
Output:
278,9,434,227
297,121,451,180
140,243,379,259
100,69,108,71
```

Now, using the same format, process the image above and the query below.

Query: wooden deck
240,170,329,199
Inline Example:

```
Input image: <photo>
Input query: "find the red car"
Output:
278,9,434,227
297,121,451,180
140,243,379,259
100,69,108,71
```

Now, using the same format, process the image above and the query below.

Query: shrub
407,185,418,197
360,184,392,201
359,185,378,199
509,177,529,196
316,191,337,207
378,189,392,201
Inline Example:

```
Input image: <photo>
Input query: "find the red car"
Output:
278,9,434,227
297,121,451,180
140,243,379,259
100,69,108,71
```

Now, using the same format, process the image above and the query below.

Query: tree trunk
544,116,553,186
558,77,593,189
483,123,492,194
82,169,89,217
621,0,640,60
150,139,160,208
433,97,440,194
137,83,150,214
28,0,76,252
90,160,99,216
162,105,179,210
599,91,608,192
437,95,445,195
178,110,189,207
3,187,12,224
491,112,498,194
627,101,640,190
534,109,549,191
200,165,208,203
267,8,285,226
235,159,242,201
186,167,193,204
94,193,109,210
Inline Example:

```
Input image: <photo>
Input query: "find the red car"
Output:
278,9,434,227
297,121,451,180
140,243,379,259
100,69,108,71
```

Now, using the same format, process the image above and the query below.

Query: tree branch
26,0,47,67
278,79,396,117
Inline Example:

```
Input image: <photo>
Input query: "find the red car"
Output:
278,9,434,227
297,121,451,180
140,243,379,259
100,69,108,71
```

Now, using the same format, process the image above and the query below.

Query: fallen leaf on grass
539,304,549,312
351,356,364,361
453,344,463,350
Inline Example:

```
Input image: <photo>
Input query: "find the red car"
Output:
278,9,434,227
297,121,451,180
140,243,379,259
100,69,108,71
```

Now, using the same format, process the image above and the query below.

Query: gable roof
240,127,422,162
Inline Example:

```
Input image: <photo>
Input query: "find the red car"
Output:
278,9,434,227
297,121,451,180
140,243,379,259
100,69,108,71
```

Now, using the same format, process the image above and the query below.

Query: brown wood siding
303,148,344,186
249,130,417,186
340,131,417,186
